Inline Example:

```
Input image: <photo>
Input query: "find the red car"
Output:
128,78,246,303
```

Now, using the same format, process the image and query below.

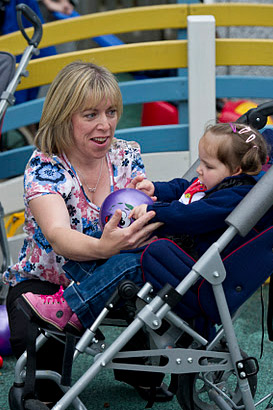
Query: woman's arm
30,194,161,261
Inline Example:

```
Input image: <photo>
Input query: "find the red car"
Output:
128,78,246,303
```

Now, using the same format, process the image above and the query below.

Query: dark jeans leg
63,253,144,328
7,280,65,403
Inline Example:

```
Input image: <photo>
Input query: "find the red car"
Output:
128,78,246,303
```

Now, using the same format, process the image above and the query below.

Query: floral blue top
4,138,145,287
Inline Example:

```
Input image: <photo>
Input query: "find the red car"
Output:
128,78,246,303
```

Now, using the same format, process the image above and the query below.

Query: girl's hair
34,61,123,155
204,122,268,175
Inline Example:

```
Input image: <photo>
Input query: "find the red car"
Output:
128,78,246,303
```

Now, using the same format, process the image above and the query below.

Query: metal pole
187,15,216,164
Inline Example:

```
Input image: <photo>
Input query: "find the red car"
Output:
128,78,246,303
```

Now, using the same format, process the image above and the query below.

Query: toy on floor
0,305,12,356
99,188,153,229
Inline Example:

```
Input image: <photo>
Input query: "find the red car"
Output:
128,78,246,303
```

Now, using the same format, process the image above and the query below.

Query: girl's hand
129,204,148,220
127,175,145,189
128,176,156,200
99,209,161,258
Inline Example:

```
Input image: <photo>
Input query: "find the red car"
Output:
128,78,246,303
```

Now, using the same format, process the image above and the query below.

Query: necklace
76,158,104,193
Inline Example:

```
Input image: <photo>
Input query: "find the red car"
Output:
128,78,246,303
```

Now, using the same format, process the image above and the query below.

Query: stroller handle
236,100,273,130
16,3,43,48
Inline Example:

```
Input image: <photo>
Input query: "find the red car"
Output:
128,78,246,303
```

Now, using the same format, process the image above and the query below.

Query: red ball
0,355,3,368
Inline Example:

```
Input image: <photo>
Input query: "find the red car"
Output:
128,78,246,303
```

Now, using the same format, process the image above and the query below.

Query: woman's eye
107,109,117,117
86,113,96,119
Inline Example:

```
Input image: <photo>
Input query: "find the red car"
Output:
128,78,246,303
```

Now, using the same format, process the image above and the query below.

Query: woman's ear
232,166,242,176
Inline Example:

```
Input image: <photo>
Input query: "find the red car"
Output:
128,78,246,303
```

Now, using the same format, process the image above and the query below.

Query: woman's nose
97,114,110,129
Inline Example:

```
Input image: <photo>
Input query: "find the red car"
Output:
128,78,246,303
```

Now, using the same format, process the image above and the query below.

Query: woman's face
70,99,118,160
196,132,237,191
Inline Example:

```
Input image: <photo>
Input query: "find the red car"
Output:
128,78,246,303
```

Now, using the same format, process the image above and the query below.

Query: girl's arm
153,178,193,202
29,194,161,261
146,187,248,236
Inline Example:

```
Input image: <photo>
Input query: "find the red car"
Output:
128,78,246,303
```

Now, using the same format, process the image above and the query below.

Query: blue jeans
63,252,143,328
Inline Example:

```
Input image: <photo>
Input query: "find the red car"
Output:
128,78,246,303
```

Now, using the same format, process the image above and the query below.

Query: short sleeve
24,151,74,204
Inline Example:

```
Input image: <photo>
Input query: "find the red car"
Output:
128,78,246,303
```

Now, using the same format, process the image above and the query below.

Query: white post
187,15,216,165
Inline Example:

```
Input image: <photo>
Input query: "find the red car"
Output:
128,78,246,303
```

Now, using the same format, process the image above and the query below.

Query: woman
4,61,169,406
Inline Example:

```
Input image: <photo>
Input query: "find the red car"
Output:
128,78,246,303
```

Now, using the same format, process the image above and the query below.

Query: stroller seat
141,221,273,328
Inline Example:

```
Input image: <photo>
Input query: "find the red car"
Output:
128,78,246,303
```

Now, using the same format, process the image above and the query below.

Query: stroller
0,3,43,124
6,99,273,410
0,3,42,303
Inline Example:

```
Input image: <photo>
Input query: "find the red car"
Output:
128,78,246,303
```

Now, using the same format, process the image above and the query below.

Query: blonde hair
34,61,123,155
203,122,268,175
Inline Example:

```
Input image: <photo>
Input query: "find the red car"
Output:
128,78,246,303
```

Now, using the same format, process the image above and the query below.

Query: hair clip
238,126,252,135
229,123,236,133
246,134,256,143
229,123,256,142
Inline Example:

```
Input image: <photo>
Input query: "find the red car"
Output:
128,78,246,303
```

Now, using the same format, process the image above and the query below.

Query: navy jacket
147,174,263,258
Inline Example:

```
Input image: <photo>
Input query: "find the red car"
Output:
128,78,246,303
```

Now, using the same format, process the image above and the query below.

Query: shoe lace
40,286,65,304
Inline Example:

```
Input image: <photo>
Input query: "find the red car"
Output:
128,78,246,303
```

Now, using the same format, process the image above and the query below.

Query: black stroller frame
7,106,273,409
0,3,42,123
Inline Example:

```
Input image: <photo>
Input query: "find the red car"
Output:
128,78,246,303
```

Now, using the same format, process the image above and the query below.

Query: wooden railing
1,3,273,180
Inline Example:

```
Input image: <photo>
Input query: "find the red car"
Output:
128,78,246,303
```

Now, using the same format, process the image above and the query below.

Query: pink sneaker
20,286,73,332
66,313,83,333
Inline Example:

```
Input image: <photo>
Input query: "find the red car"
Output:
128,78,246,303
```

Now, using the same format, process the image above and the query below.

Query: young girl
130,121,268,257
19,122,268,331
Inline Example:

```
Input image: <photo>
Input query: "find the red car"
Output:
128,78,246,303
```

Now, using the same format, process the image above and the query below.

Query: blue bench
1,75,272,180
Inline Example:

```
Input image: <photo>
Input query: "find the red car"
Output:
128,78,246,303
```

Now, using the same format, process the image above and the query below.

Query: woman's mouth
92,137,108,144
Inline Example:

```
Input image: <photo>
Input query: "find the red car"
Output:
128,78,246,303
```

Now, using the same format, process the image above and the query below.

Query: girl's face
70,99,118,161
196,132,241,191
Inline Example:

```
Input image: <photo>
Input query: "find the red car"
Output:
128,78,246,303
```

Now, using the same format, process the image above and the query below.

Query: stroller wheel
9,385,25,410
176,349,257,410
9,386,50,410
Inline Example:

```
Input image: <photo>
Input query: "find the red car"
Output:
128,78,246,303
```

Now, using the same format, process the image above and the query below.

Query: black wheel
9,385,25,410
9,385,50,410
176,349,257,410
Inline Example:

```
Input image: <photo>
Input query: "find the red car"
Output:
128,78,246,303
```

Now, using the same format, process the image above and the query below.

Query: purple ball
0,305,12,356
99,188,154,230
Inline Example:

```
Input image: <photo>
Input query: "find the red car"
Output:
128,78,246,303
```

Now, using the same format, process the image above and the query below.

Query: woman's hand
129,204,148,220
128,175,156,201
99,209,162,258
29,194,160,262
